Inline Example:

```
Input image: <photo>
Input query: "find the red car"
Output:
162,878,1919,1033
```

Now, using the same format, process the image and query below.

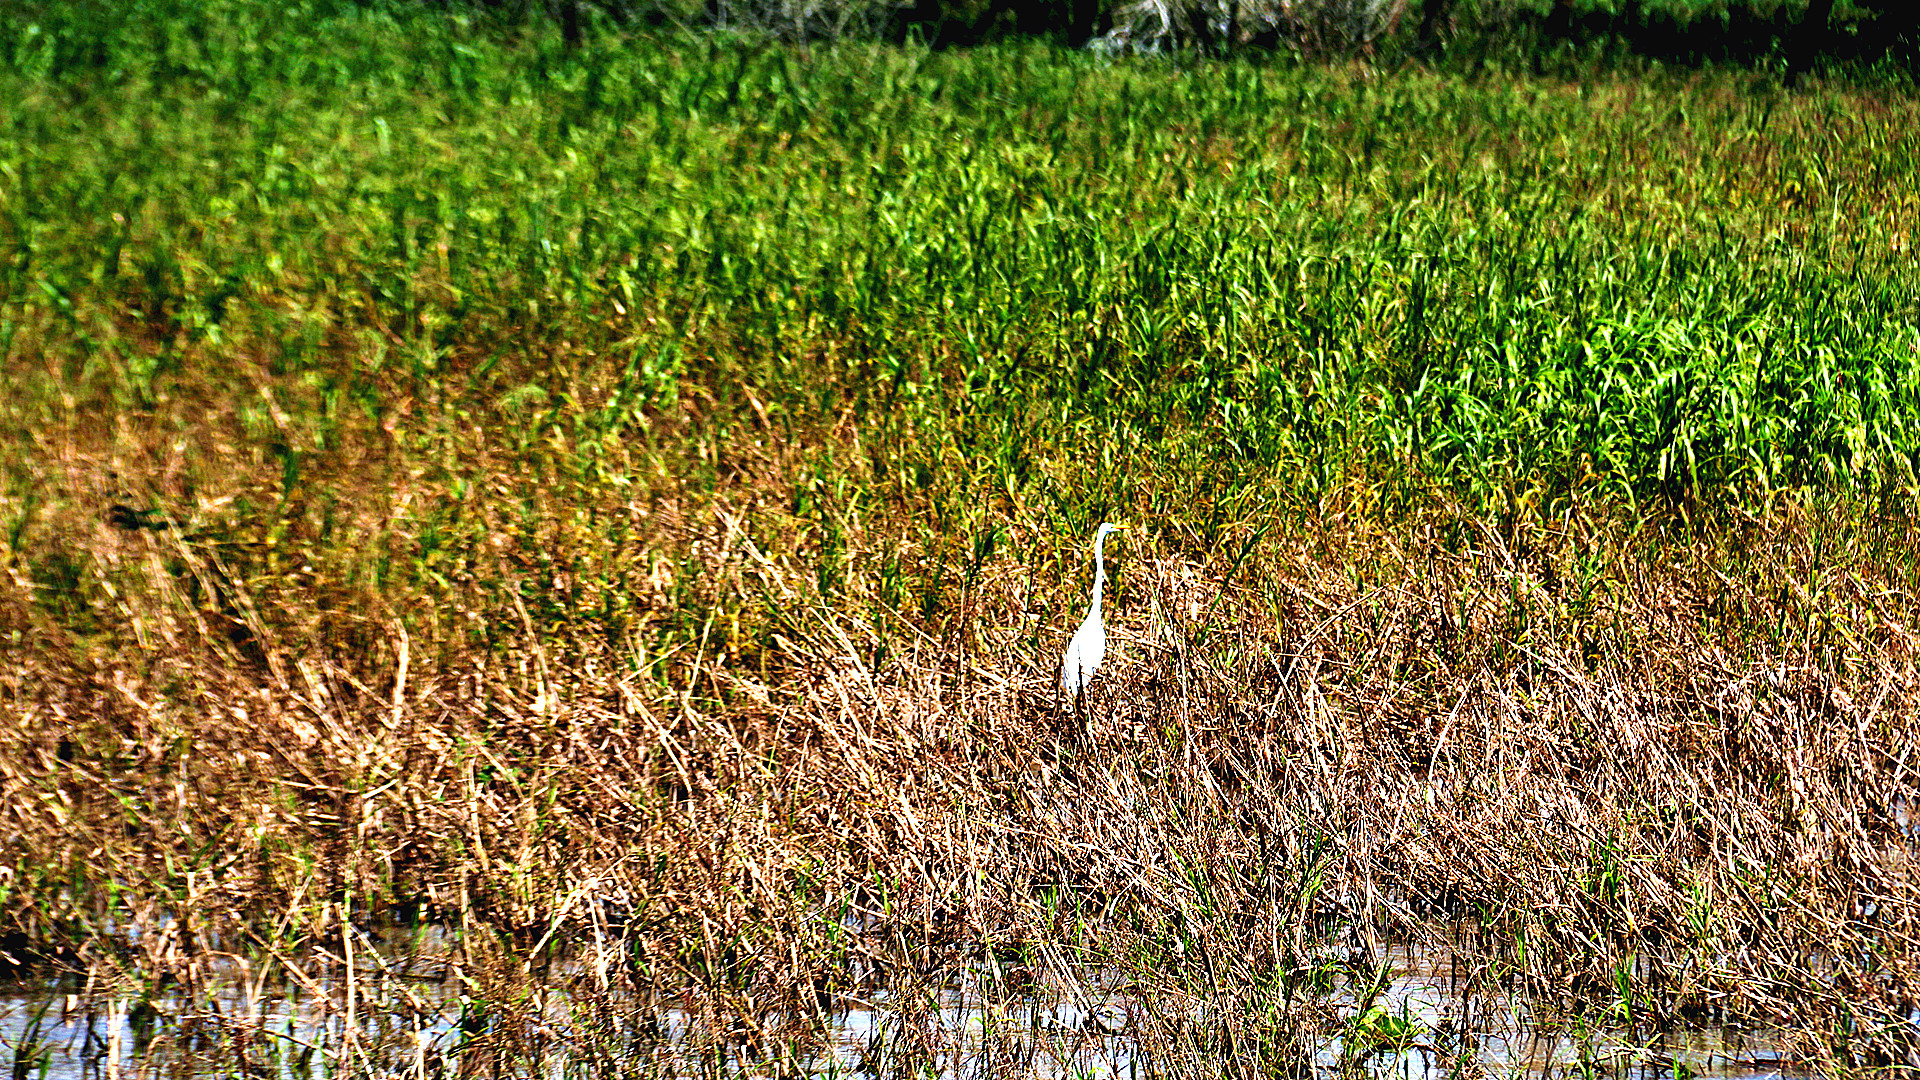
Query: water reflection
816,953,1810,1080
0,943,1814,1080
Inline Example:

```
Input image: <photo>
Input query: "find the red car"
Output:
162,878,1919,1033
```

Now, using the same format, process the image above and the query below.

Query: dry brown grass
4,485,1917,1076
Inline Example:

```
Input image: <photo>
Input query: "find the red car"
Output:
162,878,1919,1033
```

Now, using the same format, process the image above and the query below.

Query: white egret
1059,522,1123,700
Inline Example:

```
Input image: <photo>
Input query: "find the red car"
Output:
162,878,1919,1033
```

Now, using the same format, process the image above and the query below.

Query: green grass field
2,1,1918,1075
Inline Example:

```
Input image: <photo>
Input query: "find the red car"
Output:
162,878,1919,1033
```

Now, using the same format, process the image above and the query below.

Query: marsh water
0,941,1813,1080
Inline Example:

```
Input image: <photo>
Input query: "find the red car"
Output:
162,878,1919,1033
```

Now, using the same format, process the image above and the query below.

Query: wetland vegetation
0,0,1917,1075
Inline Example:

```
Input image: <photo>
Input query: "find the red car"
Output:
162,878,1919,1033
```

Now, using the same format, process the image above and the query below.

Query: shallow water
819,947,1811,1080
0,944,1815,1080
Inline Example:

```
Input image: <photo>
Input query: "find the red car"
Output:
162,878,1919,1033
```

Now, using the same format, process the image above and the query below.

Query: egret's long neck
1090,532,1108,615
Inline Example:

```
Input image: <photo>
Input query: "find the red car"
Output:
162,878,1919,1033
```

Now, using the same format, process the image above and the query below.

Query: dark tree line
524,0,1920,74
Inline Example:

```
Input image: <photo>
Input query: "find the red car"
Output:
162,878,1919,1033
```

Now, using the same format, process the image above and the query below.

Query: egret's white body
1060,523,1121,698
